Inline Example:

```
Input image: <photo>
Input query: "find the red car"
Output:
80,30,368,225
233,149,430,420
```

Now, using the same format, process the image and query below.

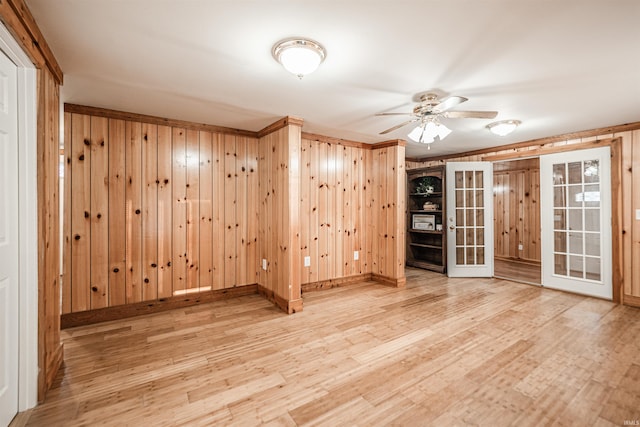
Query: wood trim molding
610,138,623,304
372,273,407,288
61,285,258,328
0,0,63,83
257,284,304,314
494,255,541,266
64,103,259,138
373,139,407,149
407,121,640,163
301,132,369,149
301,273,373,293
257,116,304,138
43,344,63,399
288,298,304,314
483,138,617,162
623,294,640,308
301,134,408,151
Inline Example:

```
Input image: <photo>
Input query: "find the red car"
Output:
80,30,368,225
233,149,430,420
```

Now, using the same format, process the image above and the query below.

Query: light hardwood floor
494,257,541,285
18,268,640,426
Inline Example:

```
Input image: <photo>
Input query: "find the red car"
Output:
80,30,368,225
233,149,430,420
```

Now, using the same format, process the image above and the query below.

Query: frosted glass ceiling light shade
272,38,326,79
486,120,521,136
436,123,452,140
408,125,433,144
408,121,451,147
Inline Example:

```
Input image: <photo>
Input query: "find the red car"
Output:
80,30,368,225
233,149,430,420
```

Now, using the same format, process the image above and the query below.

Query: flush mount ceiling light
272,38,326,79
407,119,452,149
486,120,521,136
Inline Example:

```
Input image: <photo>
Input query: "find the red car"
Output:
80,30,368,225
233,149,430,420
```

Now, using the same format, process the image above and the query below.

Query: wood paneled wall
620,130,640,304
38,67,62,400
370,144,407,283
64,109,408,318
64,108,259,313
0,0,64,401
297,136,406,288
407,128,640,306
299,138,369,283
493,158,541,262
258,123,303,313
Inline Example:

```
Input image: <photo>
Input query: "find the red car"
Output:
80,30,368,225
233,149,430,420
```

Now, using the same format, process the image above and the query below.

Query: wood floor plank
23,268,640,426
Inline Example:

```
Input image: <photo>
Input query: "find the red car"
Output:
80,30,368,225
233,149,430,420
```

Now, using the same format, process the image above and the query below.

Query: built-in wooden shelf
409,192,443,197
410,209,443,214
406,166,447,274
408,229,443,235
409,242,442,250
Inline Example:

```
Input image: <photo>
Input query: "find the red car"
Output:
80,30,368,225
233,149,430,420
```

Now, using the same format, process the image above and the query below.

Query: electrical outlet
518,244,523,251
354,250,359,260
304,256,311,267
262,259,267,271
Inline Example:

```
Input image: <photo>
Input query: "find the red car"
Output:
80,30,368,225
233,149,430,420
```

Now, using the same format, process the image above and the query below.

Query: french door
446,162,494,277
540,147,612,299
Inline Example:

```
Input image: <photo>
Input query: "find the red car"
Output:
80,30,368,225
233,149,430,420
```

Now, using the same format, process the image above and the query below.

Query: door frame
0,22,39,411
483,137,623,303
491,156,542,285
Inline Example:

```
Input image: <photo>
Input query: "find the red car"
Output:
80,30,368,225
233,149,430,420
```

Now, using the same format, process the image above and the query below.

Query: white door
0,49,19,427
446,162,494,277
540,147,612,299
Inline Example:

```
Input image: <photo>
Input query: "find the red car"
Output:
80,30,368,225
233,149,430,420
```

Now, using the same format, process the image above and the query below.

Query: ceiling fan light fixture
435,122,452,140
408,121,451,145
486,120,521,136
408,125,433,144
272,38,326,79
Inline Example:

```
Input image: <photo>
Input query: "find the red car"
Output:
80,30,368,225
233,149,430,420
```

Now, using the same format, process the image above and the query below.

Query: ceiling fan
377,92,498,136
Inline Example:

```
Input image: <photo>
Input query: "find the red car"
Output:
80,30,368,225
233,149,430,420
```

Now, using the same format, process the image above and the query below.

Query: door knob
449,225,455,231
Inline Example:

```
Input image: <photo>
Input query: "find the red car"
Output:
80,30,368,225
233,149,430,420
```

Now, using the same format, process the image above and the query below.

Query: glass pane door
540,147,612,299
446,162,493,277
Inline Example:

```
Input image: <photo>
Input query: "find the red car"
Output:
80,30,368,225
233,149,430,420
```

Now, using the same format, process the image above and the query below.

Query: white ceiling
26,0,640,158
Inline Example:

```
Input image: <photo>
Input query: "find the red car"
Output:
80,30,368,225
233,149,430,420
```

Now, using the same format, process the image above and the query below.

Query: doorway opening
492,158,541,285
0,20,39,420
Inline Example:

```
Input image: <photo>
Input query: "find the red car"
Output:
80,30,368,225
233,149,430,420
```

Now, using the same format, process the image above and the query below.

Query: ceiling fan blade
375,112,414,116
442,110,498,119
432,96,468,113
379,118,419,134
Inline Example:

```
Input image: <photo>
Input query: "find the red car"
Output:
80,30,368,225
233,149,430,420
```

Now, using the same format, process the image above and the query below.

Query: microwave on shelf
413,214,436,230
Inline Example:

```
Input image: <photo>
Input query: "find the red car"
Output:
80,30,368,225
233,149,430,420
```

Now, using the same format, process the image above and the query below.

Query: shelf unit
406,166,446,273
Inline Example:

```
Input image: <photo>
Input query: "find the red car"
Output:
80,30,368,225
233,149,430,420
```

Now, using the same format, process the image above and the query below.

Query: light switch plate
354,251,359,260
636,209,640,220
304,256,311,267
262,259,267,271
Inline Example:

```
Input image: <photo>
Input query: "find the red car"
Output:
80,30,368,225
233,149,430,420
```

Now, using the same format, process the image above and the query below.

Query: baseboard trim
494,256,541,266
257,284,303,314
301,273,373,293
61,273,409,327
61,285,258,328
40,343,63,402
302,272,406,291
372,273,406,288
623,294,640,308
